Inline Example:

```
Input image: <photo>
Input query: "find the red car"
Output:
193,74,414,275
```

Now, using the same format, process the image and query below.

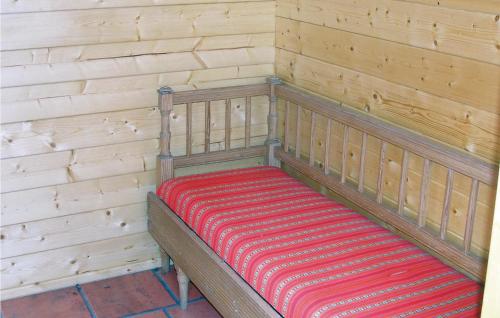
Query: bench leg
175,265,190,310
160,250,171,274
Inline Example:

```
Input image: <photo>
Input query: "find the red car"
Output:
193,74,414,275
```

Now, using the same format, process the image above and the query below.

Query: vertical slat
204,101,211,153
225,98,231,151
295,105,302,159
341,125,350,184
397,150,410,215
245,96,251,148
376,141,388,204
418,159,432,228
266,76,280,143
358,132,367,193
186,102,192,157
284,101,290,152
440,169,454,240
309,112,317,167
324,119,332,175
464,179,479,254
265,76,281,167
158,87,174,184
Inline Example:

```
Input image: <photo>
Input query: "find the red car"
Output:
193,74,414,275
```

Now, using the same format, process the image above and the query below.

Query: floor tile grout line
162,307,174,318
76,284,98,318
121,304,178,318
122,298,211,318
151,268,180,304
121,307,162,318
188,296,205,304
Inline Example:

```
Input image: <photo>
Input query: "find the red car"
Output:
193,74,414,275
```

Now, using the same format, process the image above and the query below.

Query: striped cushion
157,166,481,318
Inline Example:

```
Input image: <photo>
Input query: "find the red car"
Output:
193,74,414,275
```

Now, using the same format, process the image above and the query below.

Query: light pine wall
1,0,498,300
0,0,275,299
275,0,499,257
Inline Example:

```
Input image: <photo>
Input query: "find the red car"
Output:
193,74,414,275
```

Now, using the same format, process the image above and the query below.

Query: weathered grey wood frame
148,77,497,316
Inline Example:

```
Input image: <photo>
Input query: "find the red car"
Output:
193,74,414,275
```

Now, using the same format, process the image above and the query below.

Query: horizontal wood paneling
1,107,161,158
0,0,274,298
67,141,159,183
2,3,275,50
396,0,500,14
0,0,271,13
276,49,500,162
1,203,148,258
1,33,275,67
1,151,72,193
1,233,160,298
2,48,273,87
1,66,272,123
0,66,271,105
276,0,499,65
1,171,156,226
1,140,159,193
276,18,500,113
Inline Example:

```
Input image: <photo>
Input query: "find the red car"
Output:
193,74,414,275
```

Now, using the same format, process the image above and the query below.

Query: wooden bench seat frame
147,77,497,318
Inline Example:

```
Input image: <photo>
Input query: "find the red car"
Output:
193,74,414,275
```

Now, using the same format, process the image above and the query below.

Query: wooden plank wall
275,0,499,256
0,0,275,299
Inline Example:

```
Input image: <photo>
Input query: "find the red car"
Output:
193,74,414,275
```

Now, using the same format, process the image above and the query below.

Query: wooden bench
148,77,497,317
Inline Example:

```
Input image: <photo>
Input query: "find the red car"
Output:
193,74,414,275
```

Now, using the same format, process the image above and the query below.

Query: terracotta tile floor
1,268,222,318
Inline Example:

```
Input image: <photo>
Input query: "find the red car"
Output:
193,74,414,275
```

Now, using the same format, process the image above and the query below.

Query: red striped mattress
157,166,481,318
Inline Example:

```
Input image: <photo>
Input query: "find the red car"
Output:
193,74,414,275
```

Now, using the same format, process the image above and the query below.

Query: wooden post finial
266,76,282,86
158,86,174,186
158,86,174,95
265,76,282,167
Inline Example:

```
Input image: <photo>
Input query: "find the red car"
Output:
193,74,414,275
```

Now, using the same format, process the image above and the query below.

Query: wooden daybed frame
147,77,498,317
